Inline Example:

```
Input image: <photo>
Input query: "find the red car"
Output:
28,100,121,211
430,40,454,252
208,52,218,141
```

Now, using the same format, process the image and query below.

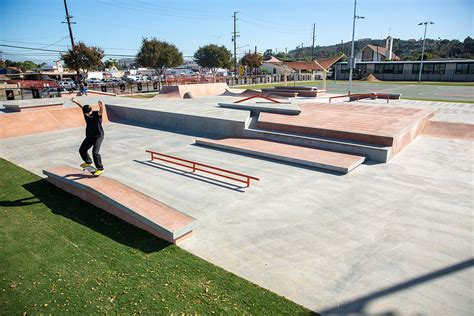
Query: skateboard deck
82,165,99,176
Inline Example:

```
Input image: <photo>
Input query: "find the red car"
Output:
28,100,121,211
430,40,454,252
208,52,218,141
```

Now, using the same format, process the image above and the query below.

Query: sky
0,0,473,64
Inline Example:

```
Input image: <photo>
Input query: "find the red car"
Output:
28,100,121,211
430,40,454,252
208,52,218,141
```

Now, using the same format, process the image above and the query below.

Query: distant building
260,54,344,79
118,58,136,68
260,56,295,76
334,59,474,82
356,36,400,61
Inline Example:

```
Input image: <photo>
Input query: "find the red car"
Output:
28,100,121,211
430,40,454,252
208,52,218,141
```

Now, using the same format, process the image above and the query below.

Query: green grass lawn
0,159,314,315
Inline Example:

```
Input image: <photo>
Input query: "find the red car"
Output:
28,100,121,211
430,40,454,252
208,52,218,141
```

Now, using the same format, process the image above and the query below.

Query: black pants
79,136,104,169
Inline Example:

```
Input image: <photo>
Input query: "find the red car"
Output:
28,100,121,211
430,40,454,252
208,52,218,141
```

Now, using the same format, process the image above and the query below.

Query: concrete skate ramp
43,166,196,244
0,107,109,139
156,83,230,98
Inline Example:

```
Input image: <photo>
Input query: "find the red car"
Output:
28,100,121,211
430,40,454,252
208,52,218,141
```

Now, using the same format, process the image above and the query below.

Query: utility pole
255,46,257,54
232,11,239,78
348,0,364,94
418,21,434,83
62,0,80,82
311,23,316,60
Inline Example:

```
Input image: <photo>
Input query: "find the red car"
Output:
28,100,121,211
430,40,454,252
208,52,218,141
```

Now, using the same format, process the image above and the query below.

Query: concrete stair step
243,126,391,163
195,138,366,174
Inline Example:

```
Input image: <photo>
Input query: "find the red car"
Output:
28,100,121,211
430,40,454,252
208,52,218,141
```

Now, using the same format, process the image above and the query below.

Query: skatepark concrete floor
1,96,472,315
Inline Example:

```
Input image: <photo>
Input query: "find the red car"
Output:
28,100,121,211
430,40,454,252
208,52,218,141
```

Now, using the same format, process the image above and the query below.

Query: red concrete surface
0,106,109,139
258,103,435,154
196,138,366,173
423,121,474,140
156,83,230,98
43,166,195,244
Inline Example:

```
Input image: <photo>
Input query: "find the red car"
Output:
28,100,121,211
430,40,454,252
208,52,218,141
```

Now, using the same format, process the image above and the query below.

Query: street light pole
348,0,364,94
418,21,434,83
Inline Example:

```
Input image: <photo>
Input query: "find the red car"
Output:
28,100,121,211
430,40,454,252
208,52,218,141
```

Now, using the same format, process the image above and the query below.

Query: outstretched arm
71,97,82,109
98,100,104,116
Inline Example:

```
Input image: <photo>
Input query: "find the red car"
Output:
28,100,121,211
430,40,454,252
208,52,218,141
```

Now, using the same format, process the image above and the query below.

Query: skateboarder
71,97,105,176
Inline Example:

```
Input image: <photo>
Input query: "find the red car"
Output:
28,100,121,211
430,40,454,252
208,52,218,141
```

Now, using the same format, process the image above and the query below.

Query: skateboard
82,165,101,176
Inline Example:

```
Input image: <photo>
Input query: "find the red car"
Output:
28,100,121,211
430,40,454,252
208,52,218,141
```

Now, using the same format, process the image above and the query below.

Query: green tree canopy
2,60,39,71
136,38,183,75
194,44,231,75
240,53,263,68
104,58,117,69
240,53,263,75
61,42,104,78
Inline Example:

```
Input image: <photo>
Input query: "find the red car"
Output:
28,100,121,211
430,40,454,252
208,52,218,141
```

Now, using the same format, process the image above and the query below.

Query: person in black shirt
71,97,105,176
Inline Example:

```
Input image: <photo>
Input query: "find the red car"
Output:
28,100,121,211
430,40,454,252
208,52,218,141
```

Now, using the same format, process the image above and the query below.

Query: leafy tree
240,53,263,75
104,58,117,69
61,42,104,80
2,60,39,71
263,49,273,60
136,38,183,86
464,36,474,57
194,44,231,75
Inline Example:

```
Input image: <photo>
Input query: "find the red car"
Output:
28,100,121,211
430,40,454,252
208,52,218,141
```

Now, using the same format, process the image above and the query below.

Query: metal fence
0,74,317,101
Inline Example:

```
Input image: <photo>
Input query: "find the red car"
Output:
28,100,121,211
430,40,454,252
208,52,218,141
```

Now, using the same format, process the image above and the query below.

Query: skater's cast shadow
0,197,41,207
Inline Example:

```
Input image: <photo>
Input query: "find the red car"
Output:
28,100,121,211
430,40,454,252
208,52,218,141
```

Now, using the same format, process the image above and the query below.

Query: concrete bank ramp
156,83,230,98
422,121,474,140
196,138,366,174
0,107,108,139
43,166,196,244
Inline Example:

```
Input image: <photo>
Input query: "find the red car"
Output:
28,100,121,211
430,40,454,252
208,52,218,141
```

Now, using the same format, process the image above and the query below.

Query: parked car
87,78,102,84
58,79,77,90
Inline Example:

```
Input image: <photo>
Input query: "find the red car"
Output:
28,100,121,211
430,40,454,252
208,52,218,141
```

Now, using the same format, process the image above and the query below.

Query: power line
239,13,312,30
0,44,63,52
97,0,229,21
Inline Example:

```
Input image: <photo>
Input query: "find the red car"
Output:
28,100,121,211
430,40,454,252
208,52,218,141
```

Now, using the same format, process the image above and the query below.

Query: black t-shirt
84,111,104,137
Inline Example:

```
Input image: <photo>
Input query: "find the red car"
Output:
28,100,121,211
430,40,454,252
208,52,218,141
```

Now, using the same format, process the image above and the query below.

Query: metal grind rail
146,150,260,187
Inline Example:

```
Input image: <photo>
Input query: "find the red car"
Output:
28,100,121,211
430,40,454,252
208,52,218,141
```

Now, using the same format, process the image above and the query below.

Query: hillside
277,37,474,61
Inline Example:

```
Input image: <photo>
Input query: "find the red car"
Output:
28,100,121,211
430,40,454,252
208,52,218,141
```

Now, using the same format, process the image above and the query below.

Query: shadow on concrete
192,143,345,176
0,197,41,207
134,159,246,192
23,179,170,253
320,258,474,315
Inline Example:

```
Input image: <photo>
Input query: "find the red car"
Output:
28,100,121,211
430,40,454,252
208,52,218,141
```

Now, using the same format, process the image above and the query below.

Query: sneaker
93,169,104,176
80,162,92,168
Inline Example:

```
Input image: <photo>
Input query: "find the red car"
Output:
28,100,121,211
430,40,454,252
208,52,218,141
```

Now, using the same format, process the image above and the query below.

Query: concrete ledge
106,104,248,137
3,99,64,112
43,166,196,244
243,127,391,162
218,102,301,116
196,138,366,174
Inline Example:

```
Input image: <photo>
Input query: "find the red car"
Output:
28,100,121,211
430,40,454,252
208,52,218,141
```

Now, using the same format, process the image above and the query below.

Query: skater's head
82,104,92,116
